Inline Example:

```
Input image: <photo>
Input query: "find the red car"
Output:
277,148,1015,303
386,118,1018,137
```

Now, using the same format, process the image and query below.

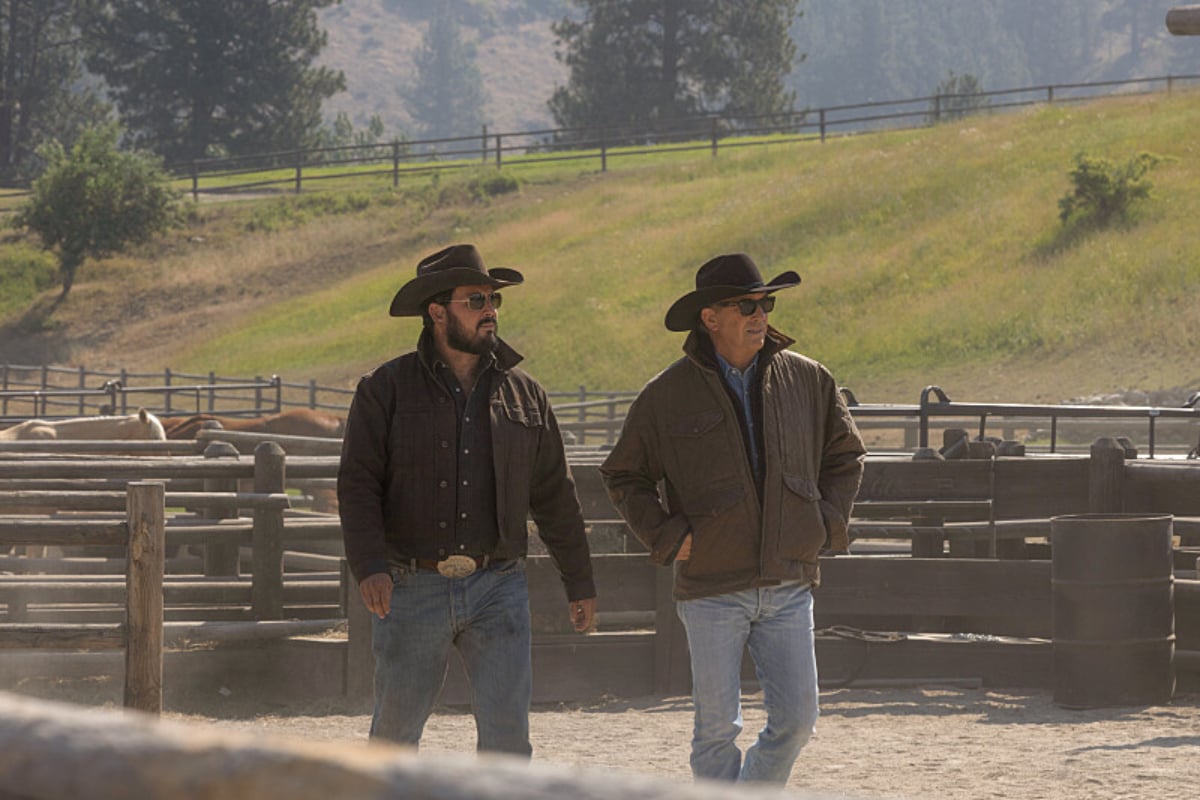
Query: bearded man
338,243,596,753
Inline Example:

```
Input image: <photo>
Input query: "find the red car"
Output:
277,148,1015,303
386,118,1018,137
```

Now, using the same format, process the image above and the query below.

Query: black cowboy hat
389,243,524,317
664,253,801,331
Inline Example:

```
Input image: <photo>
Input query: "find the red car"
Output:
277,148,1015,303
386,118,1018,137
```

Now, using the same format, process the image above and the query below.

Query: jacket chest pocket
666,409,731,483
495,402,544,471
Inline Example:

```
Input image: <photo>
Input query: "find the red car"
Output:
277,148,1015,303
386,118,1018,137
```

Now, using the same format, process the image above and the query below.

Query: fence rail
169,73,1200,198
4,365,1199,456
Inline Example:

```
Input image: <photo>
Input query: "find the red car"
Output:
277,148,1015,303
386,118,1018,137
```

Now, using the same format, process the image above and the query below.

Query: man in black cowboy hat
601,253,865,784
338,243,596,754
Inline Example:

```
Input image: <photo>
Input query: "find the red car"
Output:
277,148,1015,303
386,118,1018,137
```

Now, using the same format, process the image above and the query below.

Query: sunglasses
716,296,775,316
446,291,503,311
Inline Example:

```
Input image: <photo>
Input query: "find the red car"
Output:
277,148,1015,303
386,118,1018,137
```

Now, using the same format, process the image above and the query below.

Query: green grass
0,243,58,319
7,91,1200,404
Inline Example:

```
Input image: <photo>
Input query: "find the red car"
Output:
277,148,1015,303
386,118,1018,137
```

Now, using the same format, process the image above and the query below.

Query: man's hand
569,596,597,633
674,533,693,562
359,572,394,619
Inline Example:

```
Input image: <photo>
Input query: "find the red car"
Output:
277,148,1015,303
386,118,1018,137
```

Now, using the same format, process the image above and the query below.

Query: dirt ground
137,684,1200,800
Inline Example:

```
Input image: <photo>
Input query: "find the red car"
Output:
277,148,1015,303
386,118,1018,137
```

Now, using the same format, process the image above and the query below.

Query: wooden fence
3,432,1199,710
168,73,1200,198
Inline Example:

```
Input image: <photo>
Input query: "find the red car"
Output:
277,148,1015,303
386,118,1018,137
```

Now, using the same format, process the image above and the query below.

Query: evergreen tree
548,1,801,134
76,0,345,164
0,1,108,182
404,4,488,141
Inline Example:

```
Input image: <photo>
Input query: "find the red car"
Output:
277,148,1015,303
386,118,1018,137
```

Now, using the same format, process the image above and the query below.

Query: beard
446,309,499,355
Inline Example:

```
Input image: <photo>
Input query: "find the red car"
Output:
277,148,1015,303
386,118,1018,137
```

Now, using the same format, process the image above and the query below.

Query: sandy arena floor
153,685,1200,800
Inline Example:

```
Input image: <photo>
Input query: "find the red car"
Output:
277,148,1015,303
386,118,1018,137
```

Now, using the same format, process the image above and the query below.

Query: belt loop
409,558,418,573
481,554,491,569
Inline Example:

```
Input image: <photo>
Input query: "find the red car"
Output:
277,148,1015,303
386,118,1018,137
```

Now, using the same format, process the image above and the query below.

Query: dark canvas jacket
600,327,866,601
338,330,595,601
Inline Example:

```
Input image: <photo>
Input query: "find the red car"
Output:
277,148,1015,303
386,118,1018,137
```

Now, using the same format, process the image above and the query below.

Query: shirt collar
716,351,759,383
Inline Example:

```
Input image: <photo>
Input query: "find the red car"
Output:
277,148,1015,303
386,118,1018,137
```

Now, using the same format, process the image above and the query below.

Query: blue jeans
370,559,532,756
676,582,818,784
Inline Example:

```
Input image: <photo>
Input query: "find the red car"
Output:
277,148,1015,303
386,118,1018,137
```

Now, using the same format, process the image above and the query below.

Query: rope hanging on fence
816,625,907,690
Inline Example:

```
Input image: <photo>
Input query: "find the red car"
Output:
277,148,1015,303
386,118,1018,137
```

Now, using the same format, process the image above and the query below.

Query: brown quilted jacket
600,327,866,601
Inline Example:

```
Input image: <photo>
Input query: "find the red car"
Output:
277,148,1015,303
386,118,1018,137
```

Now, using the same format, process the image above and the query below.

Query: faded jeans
676,582,818,784
370,558,532,756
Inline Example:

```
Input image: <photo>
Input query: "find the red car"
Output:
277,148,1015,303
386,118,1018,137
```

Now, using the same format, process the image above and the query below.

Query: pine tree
0,1,108,182
76,0,345,163
404,4,488,141
548,1,801,135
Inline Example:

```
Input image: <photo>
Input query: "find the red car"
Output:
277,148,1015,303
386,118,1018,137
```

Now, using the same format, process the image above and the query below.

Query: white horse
0,408,167,441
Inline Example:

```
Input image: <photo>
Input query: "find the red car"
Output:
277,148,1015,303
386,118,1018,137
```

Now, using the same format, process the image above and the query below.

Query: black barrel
1051,513,1175,709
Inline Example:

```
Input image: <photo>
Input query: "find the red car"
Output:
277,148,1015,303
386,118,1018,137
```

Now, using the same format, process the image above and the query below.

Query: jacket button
439,480,448,488
440,440,449,448
438,521,447,529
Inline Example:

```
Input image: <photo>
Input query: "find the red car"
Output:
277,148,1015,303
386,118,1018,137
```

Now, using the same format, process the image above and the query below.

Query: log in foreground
0,692,825,800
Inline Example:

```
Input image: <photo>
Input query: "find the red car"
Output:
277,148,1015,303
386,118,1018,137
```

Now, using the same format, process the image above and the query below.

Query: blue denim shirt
716,352,761,483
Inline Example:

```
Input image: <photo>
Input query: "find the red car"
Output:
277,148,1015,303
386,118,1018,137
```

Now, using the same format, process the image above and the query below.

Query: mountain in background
319,0,1198,139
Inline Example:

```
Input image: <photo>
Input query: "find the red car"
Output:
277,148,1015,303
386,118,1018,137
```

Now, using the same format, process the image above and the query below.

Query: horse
161,408,345,441
160,408,345,514
0,408,167,441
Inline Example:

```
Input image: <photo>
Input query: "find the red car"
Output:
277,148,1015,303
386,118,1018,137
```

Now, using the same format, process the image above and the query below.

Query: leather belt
413,555,489,572
401,554,505,578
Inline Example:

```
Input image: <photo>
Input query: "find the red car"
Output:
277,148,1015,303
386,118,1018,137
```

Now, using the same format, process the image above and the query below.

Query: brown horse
161,408,345,441
0,408,167,441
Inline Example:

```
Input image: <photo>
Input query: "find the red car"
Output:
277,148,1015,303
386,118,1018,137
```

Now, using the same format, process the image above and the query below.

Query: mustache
478,316,498,329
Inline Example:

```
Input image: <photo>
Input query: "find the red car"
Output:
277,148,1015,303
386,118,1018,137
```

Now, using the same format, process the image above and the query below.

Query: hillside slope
2,91,1199,405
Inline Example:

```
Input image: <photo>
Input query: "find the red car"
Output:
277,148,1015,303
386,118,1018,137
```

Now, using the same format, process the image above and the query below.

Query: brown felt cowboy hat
664,253,801,331
389,243,524,317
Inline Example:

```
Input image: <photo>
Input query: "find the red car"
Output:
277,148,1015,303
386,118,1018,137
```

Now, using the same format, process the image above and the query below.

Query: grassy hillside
3,91,1199,405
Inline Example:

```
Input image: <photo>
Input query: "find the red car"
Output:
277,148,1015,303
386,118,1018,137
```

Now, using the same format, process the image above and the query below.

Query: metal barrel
1050,513,1175,709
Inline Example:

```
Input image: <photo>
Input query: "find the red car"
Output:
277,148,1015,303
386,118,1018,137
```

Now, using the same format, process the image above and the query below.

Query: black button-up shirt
434,360,500,559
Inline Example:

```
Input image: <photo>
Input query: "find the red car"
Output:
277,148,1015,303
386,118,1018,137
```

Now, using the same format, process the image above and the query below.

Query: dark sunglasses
716,296,775,316
446,291,502,311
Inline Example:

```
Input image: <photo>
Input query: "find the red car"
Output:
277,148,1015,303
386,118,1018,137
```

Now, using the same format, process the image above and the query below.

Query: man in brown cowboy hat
601,253,865,784
338,243,596,754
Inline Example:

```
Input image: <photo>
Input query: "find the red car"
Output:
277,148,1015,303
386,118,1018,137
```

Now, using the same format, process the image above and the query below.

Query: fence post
202,440,241,577
77,366,86,415
711,117,719,157
1089,437,1127,513
272,375,282,413
653,566,690,695
252,442,286,620
1,363,7,416
207,371,216,412
933,95,942,124
294,149,303,194
578,385,587,445
342,559,374,699
600,131,607,173
309,379,318,409
1047,85,1055,104
120,369,129,414
481,124,488,163
125,481,165,714
164,368,173,415
1167,75,1174,95
606,392,618,446
495,133,502,167
819,108,827,143
191,161,200,201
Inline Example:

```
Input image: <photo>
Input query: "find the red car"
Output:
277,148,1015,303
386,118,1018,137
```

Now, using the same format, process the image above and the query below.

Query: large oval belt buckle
437,555,477,578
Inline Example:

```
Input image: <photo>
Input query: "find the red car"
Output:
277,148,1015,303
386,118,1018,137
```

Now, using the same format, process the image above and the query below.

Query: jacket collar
682,325,795,372
416,327,524,374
